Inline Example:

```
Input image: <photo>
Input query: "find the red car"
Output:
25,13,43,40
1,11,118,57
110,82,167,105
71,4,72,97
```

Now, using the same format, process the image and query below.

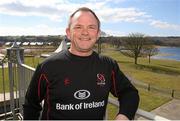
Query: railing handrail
16,49,35,71
20,63,36,71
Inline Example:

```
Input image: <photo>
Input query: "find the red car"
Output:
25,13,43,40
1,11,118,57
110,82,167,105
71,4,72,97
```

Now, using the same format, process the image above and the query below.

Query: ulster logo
96,73,106,86
74,90,90,100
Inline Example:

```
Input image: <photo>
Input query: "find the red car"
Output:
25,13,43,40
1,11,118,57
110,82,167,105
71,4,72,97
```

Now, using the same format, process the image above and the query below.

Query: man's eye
89,26,97,30
74,26,81,29
89,27,95,29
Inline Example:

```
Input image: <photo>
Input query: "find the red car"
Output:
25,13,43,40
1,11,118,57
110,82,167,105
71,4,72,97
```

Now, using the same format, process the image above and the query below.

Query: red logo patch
97,73,106,86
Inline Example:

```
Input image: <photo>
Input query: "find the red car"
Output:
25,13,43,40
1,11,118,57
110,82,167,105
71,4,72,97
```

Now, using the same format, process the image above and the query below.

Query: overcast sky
0,0,179,36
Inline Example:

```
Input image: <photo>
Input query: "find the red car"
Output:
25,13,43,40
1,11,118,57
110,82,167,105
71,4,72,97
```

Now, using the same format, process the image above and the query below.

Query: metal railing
0,42,170,120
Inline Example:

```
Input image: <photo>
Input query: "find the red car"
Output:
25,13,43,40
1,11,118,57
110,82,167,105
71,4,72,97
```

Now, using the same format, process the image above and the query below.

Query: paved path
151,99,180,120
0,92,19,102
0,92,10,102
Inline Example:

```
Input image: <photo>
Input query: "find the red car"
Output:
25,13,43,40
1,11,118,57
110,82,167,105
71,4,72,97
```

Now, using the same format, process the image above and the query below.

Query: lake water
152,47,180,61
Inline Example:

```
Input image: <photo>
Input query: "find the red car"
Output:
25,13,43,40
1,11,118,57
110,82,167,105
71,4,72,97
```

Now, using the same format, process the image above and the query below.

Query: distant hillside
0,36,180,47
0,35,64,46
100,36,180,47
151,36,180,47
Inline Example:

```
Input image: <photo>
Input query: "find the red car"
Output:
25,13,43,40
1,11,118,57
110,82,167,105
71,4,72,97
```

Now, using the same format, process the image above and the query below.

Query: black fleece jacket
23,50,139,120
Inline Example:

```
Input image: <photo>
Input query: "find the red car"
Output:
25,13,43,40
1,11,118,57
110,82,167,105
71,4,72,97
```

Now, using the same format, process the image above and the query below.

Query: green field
101,49,179,119
24,56,44,68
102,49,180,91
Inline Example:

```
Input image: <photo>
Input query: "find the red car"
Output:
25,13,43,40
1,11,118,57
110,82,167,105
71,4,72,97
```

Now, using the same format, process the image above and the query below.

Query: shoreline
152,46,180,61
155,45,180,48
151,56,180,62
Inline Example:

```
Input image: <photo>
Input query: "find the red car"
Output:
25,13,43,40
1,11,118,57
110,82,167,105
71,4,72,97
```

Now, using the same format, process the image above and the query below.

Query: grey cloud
0,1,66,18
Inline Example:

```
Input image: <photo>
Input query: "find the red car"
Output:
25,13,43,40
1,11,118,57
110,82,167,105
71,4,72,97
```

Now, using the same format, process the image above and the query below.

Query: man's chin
78,48,92,52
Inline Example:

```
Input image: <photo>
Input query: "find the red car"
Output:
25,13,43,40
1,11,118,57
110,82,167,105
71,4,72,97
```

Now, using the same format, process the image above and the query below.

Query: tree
120,33,147,64
142,45,159,63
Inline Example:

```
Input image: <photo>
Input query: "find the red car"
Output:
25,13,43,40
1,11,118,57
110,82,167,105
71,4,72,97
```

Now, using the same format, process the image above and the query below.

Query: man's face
66,11,100,53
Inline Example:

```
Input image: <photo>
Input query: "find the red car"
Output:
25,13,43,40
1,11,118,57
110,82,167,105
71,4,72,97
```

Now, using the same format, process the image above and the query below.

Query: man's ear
66,28,71,40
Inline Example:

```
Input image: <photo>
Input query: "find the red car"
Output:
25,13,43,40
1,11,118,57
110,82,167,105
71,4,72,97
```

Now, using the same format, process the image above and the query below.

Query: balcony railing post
7,42,24,119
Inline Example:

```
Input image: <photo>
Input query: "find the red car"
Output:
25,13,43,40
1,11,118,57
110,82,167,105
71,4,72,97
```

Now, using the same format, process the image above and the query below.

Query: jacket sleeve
23,64,47,119
110,60,139,120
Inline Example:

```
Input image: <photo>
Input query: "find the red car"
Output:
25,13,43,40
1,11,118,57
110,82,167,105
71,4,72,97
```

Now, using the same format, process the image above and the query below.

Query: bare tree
142,45,159,63
120,33,147,64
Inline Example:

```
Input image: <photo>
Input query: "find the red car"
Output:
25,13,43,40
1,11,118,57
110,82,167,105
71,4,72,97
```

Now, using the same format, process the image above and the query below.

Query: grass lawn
101,49,179,119
102,49,180,91
0,68,9,92
24,56,45,68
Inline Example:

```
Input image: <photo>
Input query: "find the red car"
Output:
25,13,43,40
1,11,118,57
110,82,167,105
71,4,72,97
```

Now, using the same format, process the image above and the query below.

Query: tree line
1,33,180,64
99,33,159,64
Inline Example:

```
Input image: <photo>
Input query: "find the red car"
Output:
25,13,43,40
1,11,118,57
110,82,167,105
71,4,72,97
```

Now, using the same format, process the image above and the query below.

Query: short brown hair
68,7,100,29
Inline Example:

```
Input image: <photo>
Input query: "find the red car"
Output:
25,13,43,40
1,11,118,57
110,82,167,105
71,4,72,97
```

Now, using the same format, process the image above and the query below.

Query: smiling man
66,8,100,56
23,7,139,120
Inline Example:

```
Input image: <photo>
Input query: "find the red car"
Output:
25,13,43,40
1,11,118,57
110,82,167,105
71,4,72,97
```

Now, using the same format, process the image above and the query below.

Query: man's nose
81,28,89,35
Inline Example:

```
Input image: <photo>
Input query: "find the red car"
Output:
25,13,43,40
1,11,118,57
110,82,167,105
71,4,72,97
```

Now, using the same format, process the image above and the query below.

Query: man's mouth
79,38,90,41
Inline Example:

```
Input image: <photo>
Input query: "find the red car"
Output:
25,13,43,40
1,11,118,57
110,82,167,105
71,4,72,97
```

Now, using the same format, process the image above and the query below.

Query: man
23,7,139,120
